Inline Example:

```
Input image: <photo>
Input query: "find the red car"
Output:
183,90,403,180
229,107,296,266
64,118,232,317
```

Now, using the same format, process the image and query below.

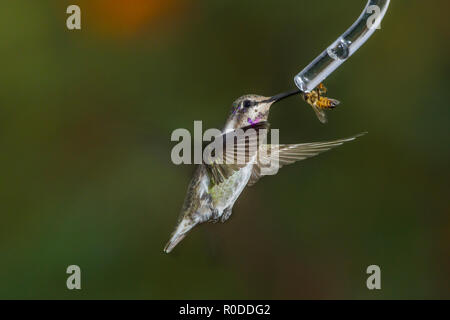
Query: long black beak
268,89,302,103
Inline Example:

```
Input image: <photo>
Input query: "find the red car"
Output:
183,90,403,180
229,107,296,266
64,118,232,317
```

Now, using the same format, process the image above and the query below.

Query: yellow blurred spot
81,0,189,38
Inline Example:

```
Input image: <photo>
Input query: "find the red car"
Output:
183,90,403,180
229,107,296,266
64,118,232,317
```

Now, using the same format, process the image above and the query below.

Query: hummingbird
164,85,364,253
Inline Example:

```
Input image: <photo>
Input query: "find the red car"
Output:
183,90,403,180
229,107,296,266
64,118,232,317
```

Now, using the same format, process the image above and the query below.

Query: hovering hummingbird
164,85,364,253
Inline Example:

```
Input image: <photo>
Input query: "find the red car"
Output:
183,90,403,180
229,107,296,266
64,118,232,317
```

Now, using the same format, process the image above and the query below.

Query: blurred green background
0,0,449,299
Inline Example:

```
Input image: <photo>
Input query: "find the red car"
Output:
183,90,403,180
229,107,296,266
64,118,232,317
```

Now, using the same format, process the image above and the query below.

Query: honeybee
303,83,340,123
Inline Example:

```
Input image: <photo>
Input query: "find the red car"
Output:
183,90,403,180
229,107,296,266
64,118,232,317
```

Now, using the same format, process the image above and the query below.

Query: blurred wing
312,105,328,124
309,98,340,124
204,122,270,185
248,133,366,186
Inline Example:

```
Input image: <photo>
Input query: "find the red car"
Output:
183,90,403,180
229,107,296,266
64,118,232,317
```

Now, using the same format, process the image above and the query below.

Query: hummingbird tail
164,219,198,253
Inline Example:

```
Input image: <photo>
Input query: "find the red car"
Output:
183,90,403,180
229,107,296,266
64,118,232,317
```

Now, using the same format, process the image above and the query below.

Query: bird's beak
268,89,302,104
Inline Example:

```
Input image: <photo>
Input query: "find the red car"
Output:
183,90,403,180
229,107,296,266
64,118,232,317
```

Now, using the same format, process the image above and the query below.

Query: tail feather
164,218,198,253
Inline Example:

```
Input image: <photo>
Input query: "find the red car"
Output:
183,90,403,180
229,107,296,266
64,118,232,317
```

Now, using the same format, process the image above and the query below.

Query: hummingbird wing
204,121,270,185
248,133,366,186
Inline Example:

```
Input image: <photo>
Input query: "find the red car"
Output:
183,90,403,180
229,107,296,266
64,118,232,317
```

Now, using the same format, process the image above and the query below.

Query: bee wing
312,105,328,124
311,97,340,124
248,133,366,186
204,121,270,185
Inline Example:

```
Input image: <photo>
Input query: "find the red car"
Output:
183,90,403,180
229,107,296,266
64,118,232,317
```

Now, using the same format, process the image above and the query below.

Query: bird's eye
242,100,252,108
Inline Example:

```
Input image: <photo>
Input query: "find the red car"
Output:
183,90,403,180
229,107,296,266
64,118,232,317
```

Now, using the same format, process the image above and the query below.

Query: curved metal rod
294,0,390,93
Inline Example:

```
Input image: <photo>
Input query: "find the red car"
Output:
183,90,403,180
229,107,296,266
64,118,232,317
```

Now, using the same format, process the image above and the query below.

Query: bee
302,83,340,123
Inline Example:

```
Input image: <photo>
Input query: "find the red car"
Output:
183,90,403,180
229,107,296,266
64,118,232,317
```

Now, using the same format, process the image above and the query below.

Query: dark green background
0,0,448,299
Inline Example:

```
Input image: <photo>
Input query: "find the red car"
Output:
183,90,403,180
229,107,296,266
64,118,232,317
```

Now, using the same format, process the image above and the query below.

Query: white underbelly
211,165,253,212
